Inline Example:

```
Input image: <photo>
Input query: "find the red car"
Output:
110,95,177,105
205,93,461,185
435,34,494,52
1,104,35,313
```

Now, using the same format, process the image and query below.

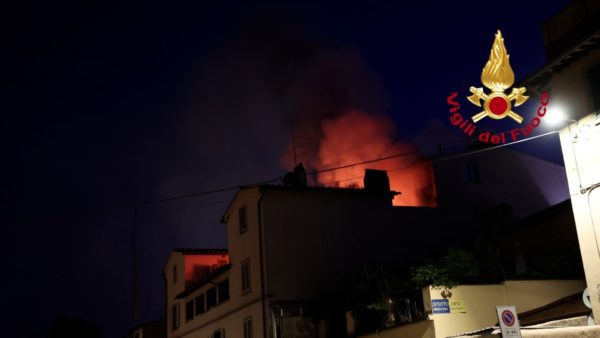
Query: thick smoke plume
274,50,436,206
283,109,436,206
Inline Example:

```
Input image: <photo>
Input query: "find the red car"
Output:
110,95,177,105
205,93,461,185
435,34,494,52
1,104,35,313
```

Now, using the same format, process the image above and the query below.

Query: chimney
283,163,307,188
363,169,390,193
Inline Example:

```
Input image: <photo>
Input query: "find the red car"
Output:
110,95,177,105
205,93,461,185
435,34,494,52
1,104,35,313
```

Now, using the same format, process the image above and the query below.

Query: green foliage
411,248,479,291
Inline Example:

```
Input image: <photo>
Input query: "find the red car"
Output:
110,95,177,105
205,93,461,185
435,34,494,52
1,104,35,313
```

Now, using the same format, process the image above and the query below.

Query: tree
411,248,479,296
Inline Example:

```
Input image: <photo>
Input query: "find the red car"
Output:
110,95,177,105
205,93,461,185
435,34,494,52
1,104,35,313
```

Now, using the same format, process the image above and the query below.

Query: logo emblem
467,30,528,123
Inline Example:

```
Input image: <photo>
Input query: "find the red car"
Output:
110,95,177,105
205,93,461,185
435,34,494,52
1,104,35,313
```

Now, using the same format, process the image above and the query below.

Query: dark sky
5,1,571,337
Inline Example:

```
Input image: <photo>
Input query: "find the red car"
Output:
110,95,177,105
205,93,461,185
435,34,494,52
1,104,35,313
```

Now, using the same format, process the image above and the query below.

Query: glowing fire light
284,110,436,207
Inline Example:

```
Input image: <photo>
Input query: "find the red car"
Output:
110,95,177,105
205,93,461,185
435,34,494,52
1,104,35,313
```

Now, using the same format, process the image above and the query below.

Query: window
206,287,217,309
239,206,247,234
241,258,251,293
185,300,194,321
243,317,253,338
218,279,230,303
464,162,481,183
172,303,180,330
212,328,225,338
195,294,205,315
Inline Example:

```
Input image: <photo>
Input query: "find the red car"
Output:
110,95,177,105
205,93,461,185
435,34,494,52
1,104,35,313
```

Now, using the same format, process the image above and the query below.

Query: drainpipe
257,189,268,338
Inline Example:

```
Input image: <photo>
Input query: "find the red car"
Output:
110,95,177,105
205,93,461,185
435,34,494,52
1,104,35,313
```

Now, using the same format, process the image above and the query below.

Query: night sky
5,1,571,337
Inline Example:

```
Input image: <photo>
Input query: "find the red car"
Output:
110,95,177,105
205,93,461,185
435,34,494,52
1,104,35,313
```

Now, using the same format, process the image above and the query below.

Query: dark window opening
213,328,225,338
195,294,205,315
185,301,194,321
241,258,251,292
206,287,217,309
172,304,180,330
218,278,230,303
239,207,247,234
243,317,253,338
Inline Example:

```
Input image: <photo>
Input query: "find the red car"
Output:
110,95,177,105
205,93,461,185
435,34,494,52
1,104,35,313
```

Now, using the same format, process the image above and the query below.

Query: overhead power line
126,130,560,209
129,149,418,208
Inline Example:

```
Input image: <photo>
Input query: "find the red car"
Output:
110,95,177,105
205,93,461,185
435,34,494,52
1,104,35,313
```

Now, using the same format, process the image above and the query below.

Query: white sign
496,306,521,338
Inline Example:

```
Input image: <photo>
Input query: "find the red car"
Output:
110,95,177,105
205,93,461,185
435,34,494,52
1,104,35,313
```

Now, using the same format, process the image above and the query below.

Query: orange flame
284,110,436,207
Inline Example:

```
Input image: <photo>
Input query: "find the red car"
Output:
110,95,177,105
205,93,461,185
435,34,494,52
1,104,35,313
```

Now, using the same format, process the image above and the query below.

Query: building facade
523,0,600,321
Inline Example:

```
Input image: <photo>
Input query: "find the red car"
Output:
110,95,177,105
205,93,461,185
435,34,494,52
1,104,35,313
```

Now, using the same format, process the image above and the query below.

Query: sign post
496,306,522,338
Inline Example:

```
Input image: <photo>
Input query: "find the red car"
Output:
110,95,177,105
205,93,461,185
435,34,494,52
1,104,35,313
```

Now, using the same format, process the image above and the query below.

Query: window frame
172,303,180,331
241,258,251,293
218,278,230,303
195,293,205,315
206,286,217,310
213,328,225,338
185,300,194,322
239,206,248,234
243,317,253,338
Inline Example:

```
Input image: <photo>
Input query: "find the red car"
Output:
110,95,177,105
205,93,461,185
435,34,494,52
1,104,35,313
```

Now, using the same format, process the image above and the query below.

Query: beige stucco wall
423,280,585,338
224,187,264,303
559,112,600,321
260,188,396,300
179,300,263,338
551,46,600,321
165,252,185,338
164,187,267,338
358,320,435,338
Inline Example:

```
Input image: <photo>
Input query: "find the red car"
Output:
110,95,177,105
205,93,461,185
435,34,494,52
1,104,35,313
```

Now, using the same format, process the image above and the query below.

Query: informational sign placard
496,306,522,338
432,299,450,314
450,299,466,313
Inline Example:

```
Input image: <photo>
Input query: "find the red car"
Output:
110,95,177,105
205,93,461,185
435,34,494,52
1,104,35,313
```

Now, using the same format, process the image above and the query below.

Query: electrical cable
89,128,561,215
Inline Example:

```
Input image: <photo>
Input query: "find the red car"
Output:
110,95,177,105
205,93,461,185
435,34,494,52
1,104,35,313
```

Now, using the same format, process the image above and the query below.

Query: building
164,169,453,338
131,319,166,338
355,279,586,338
164,249,230,338
162,151,574,338
434,147,569,219
522,0,600,321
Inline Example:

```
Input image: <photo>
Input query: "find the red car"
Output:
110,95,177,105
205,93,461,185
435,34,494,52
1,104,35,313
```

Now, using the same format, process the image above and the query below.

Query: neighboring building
434,147,570,219
423,280,586,338
355,280,586,338
164,249,229,338
162,148,578,338
164,169,455,338
523,0,600,321
131,319,166,338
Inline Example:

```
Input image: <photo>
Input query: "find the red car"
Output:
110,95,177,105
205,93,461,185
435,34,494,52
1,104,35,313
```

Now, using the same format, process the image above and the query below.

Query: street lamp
544,104,571,126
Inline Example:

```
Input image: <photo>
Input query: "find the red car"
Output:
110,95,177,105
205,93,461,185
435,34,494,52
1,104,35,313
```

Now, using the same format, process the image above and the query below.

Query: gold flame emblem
468,30,528,123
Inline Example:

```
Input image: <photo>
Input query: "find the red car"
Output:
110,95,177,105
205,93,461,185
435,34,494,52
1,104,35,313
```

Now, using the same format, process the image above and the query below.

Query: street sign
496,306,522,338
432,299,450,314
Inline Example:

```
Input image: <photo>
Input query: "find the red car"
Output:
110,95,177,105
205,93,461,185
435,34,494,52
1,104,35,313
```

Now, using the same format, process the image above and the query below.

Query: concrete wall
422,280,585,338
358,320,435,338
